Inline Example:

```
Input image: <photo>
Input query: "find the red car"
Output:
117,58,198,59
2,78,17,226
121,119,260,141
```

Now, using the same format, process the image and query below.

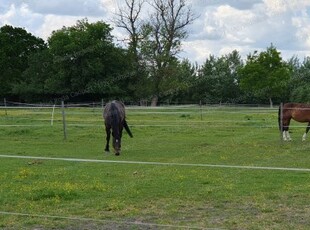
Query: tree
144,0,197,105
0,25,46,98
47,19,132,100
116,0,197,105
13,49,54,101
167,59,199,103
238,44,290,107
194,50,243,103
289,57,310,102
114,0,150,100
114,0,146,63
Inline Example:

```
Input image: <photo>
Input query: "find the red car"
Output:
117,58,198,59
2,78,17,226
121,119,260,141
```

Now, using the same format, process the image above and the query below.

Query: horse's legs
114,127,123,156
302,122,310,141
105,126,111,152
282,118,292,141
285,130,292,141
282,131,287,141
282,131,291,141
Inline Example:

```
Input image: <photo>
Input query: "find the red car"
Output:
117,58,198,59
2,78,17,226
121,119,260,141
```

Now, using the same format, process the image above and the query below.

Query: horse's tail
123,119,133,138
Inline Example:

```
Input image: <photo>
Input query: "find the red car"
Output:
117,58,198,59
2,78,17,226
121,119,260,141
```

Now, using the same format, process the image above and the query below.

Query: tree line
1,0,310,106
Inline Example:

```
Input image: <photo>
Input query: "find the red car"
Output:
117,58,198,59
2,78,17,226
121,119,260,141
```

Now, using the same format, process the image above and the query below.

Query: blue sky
1,0,310,64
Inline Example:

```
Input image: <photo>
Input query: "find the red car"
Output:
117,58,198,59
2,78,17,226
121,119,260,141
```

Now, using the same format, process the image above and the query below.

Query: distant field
0,105,309,229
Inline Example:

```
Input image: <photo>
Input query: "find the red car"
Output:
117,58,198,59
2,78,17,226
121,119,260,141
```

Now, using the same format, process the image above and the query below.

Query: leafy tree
0,25,46,98
289,57,310,102
13,49,54,101
47,19,132,100
239,44,290,107
159,58,199,104
194,50,243,103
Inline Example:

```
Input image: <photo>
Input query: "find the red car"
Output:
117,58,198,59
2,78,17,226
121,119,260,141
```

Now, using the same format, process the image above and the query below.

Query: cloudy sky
1,0,310,64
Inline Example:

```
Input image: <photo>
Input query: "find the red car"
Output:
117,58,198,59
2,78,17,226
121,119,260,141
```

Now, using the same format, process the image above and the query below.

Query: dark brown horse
278,103,310,141
103,100,133,155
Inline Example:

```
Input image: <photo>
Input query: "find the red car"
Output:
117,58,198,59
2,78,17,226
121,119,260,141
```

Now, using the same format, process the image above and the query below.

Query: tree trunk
151,95,158,106
269,98,273,108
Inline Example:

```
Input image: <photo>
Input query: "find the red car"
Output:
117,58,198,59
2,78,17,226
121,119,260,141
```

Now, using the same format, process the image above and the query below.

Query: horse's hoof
115,152,120,156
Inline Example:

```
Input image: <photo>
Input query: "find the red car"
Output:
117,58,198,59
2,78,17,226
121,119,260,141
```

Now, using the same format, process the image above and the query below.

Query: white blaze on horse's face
113,138,121,155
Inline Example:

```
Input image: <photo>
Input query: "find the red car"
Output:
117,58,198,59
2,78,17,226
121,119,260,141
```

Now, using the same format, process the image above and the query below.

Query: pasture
0,104,309,229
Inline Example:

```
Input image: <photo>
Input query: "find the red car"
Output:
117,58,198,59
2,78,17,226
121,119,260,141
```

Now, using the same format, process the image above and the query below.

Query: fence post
61,101,67,140
51,104,56,126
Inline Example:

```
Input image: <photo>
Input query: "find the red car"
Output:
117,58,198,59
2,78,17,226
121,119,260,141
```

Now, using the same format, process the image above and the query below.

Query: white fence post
51,104,56,126
61,101,67,140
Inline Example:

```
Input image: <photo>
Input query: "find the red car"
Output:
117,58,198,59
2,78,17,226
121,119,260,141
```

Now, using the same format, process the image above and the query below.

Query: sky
1,0,310,64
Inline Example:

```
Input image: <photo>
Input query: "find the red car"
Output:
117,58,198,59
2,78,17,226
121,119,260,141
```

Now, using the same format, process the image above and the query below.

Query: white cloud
0,4,16,24
263,0,310,16
100,0,118,14
212,5,257,39
190,0,261,10
296,26,310,48
0,3,44,34
0,1,112,40
18,0,107,16
38,15,82,40
181,40,213,63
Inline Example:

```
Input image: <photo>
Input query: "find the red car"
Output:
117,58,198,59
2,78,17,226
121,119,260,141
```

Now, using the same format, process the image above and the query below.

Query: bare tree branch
114,0,198,104
113,0,146,44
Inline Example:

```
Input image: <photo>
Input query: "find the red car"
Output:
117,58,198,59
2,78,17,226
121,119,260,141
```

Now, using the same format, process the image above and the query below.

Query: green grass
0,105,309,229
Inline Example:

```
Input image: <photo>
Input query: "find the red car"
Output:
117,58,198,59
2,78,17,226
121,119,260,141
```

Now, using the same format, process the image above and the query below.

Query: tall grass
0,105,309,229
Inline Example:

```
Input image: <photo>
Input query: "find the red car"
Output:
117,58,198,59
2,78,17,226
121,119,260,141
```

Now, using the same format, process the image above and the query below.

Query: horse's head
112,132,121,155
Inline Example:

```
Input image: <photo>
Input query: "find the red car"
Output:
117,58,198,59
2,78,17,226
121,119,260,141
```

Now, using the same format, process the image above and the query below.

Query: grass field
0,104,309,229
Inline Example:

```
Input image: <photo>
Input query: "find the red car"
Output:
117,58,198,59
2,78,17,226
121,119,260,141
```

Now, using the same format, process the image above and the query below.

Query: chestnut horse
103,100,133,155
278,103,310,141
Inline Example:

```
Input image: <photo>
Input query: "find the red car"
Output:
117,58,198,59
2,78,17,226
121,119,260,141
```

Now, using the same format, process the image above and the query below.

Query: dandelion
16,168,33,179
